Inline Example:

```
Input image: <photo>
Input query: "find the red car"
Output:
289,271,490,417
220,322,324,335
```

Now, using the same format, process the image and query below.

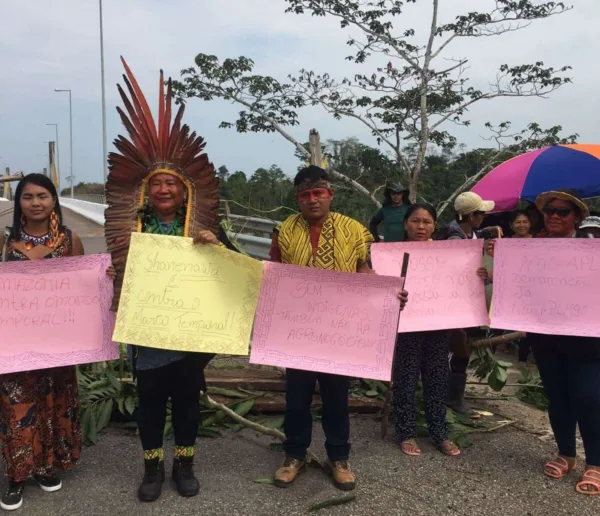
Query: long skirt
0,366,81,481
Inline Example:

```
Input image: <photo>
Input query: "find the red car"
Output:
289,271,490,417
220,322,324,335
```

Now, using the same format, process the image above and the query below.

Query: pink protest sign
491,239,600,337
372,241,490,332
0,254,118,374
250,262,402,381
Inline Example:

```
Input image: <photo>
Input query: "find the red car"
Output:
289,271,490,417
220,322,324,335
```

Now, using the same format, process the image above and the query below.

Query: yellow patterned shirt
273,212,373,272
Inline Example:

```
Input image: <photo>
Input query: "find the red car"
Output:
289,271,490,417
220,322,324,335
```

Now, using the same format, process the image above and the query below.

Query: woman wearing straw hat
489,190,600,495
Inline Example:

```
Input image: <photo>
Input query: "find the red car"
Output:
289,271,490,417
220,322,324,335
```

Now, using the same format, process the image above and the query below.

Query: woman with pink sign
392,203,489,458
0,174,115,511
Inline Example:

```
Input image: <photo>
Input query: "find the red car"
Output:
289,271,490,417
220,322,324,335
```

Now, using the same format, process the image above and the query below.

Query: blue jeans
533,348,600,466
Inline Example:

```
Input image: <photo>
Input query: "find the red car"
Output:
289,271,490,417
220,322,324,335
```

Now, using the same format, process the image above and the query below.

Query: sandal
436,440,461,457
543,457,577,479
399,439,421,457
576,469,600,496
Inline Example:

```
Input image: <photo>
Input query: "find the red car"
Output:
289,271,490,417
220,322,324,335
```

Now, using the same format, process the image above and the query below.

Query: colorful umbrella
471,144,600,212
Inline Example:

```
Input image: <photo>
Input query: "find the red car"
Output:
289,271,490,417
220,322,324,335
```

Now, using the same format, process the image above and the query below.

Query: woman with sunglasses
489,190,600,495
532,191,600,496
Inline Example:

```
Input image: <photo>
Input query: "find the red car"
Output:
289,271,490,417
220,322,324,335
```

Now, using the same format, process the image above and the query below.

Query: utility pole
99,0,108,183
55,89,74,197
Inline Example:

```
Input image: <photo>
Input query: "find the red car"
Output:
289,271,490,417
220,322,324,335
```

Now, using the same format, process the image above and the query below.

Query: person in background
270,166,408,491
489,190,600,496
0,174,115,511
392,203,489,458
509,210,533,238
577,216,600,238
369,183,411,242
507,210,533,361
525,203,545,236
444,192,502,241
440,192,500,413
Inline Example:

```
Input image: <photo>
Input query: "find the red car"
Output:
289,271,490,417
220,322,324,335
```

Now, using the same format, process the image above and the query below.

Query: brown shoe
324,459,356,491
273,457,306,488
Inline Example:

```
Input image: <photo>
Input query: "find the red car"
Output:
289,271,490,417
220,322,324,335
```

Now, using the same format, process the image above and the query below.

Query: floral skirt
0,366,81,481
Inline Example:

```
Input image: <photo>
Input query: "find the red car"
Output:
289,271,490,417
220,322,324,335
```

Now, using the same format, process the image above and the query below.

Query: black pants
136,353,213,451
533,348,600,466
393,331,450,444
283,369,350,462
518,338,531,362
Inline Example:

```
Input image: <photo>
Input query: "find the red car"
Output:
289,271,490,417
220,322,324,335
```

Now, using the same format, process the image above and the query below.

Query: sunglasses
543,207,573,218
296,188,332,203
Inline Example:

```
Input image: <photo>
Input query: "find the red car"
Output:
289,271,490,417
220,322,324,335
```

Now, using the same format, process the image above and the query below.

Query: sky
1,0,598,187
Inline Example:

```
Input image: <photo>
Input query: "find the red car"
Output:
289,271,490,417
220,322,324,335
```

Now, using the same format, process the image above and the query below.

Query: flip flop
575,469,600,496
544,457,577,479
400,440,421,457
436,440,461,457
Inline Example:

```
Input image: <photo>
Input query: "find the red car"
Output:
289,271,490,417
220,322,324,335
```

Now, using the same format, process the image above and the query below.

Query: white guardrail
59,197,275,260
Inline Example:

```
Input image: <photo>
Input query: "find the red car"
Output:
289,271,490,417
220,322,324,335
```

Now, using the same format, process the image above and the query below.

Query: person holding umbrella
369,183,411,242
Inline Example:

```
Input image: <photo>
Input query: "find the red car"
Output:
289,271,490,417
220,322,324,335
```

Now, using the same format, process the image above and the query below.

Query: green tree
172,0,573,209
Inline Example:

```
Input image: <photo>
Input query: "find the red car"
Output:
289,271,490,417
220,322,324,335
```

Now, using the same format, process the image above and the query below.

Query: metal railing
74,194,107,204
67,195,275,260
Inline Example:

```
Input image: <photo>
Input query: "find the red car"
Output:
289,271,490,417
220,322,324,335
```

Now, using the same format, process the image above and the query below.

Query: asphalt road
1,418,598,516
1,201,598,514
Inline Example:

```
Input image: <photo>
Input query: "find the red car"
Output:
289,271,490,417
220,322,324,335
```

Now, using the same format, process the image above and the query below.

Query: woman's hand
193,230,220,246
492,226,504,239
485,240,495,257
398,290,408,311
477,267,491,282
106,265,117,280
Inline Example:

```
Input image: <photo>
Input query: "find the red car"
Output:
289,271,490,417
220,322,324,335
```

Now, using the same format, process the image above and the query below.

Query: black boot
172,457,200,497
446,372,468,414
138,458,165,502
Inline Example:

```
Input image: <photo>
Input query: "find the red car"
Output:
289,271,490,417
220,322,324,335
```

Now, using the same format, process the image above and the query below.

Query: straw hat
535,191,590,219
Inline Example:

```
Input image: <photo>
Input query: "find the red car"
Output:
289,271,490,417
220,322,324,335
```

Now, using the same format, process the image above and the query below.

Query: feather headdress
105,57,219,310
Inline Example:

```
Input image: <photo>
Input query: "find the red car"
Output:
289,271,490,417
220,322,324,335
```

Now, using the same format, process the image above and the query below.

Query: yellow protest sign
113,233,263,355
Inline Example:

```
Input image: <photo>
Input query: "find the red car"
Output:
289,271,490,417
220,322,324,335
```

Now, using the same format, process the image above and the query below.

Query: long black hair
11,174,63,238
383,187,411,206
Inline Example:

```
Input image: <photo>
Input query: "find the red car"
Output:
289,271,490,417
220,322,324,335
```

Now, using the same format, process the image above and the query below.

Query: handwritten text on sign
113,233,263,354
250,262,402,381
372,241,490,332
0,254,117,374
491,239,600,337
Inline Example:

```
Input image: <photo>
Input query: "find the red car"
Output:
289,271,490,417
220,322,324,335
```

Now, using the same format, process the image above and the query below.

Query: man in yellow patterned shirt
270,166,408,491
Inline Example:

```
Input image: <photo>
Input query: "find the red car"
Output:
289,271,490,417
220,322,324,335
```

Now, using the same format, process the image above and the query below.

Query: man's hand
193,230,220,246
398,290,408,311
485,240,496,257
